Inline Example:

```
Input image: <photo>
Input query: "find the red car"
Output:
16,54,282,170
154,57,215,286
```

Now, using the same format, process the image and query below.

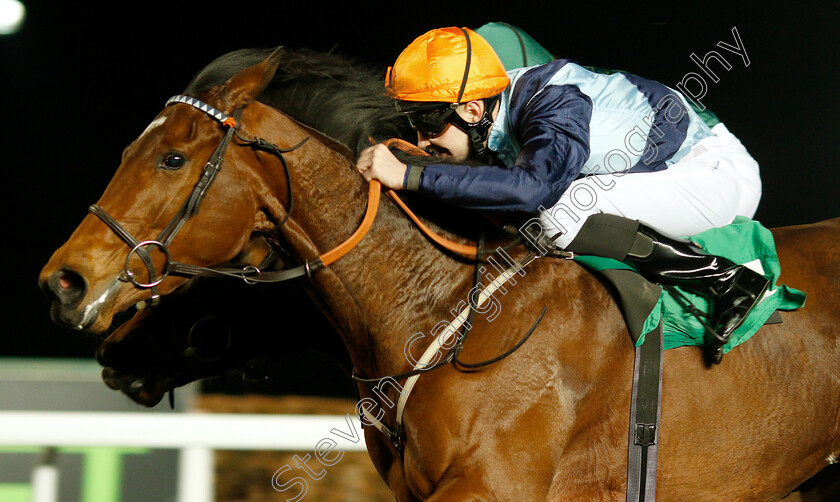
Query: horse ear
220,47,283,111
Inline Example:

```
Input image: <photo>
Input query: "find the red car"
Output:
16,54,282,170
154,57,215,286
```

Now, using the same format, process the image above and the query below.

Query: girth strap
626,320,664,502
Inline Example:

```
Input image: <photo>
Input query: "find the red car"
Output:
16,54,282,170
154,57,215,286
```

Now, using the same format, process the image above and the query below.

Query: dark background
2,1,838,363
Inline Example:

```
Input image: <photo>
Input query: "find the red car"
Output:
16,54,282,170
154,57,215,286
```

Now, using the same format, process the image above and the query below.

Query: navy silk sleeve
416,84,592,212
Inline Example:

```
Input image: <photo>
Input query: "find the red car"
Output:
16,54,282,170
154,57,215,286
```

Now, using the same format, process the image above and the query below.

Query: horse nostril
48,268,87,308
58,274,73,290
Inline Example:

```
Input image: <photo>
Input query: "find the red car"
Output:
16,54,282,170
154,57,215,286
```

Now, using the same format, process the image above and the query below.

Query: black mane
184,47,413,155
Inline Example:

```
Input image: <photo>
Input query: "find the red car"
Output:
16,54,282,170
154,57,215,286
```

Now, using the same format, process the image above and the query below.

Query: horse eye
160,152,187,170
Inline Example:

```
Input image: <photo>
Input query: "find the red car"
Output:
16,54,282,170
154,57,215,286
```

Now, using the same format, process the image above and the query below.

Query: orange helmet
387,27,509,104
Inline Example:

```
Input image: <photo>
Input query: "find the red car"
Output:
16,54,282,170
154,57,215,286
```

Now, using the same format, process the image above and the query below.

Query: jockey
355,27,769,363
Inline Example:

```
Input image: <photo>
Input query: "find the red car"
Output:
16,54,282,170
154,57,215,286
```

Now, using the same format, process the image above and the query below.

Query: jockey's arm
363,85,593,213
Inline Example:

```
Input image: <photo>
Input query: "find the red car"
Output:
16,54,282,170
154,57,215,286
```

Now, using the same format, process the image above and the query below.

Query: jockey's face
416,100,486,162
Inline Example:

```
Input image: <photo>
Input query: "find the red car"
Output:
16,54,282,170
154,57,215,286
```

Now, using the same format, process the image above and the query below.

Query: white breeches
541,123,762,248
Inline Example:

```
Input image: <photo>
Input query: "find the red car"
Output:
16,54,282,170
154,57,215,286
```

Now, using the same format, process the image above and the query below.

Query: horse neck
243,104,476,378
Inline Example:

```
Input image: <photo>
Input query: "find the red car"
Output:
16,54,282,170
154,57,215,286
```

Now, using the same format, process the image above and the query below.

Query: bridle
89,95,489,307
89,95,310,305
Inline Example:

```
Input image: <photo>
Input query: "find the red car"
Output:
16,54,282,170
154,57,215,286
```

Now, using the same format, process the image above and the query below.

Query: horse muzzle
39,263,128,333
41,267,86,307
39,267,90,330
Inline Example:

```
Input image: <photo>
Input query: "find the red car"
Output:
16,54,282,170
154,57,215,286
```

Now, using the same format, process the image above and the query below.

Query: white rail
0,411,367,502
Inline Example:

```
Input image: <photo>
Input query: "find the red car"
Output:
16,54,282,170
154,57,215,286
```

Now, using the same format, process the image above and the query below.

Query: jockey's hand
355,144,407,190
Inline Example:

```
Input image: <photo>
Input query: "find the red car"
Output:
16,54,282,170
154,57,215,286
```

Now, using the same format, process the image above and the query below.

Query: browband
166,95,237,127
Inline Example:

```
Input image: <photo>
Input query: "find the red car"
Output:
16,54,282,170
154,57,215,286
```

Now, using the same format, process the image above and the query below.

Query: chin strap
466,94,500,158
442,96,501,159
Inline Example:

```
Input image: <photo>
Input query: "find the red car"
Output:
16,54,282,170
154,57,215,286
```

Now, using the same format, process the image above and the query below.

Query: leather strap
151,180,382,283
166,260,313,283
358,251,537,448
89,204,162,297
626,320,664,502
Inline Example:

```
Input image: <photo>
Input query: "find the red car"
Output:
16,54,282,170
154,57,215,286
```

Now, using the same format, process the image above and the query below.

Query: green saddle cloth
573,217,806,354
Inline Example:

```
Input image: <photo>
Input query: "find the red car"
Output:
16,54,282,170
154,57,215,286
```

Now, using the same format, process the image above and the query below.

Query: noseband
89,95,307,304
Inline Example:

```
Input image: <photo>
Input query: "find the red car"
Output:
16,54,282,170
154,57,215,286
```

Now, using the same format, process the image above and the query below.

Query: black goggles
404,104,471,139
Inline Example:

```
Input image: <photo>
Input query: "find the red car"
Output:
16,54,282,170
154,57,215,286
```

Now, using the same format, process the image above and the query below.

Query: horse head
38,45,557,499
39,50,304,333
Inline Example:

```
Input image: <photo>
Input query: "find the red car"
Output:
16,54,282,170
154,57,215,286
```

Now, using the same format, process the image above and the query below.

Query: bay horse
39,47,840,500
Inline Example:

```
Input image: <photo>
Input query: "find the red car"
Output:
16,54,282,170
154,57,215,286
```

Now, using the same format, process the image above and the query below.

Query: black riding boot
565,214,770,364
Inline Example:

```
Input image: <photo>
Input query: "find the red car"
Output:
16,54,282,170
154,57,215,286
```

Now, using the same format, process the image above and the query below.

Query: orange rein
318,180,381,266
315,138,479,266
384,189,478,259
317,179,478,267
379,137,479,259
